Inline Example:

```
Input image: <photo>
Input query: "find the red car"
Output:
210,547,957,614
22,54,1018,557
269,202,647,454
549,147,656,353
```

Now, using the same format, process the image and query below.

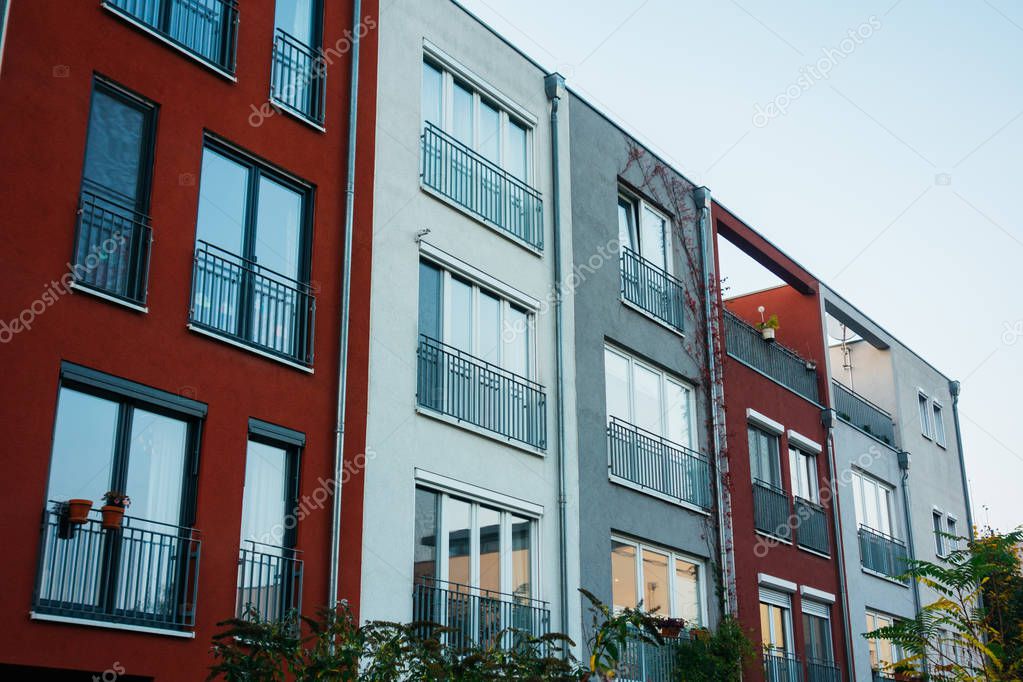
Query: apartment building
0,1,377,678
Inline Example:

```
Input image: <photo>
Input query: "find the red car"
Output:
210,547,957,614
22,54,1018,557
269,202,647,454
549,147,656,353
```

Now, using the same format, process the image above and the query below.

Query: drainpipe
543,72,570,638
823,410,856,682
692,187,734,616
898,451,924,637
948,380,975,541
329,0,363,611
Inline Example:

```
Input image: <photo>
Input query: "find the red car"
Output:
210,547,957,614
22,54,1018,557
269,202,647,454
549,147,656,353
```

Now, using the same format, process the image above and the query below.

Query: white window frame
789,445,820,503
852,471,897,538
759,587,795,656
932,509,946,557
610,535,707,625
932,400,947,447
866,609,901,671
946,515,959,553
918,391,933,439
617,188,674,274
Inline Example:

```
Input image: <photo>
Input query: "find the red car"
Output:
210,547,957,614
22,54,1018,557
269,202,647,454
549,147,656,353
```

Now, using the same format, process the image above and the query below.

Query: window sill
419,183,544,257
269,97,327,133
607,474,711,515
619,297,686,338
754,529,793,546
796,544,831,560
187,324,314,374
101,3,237,83
70,282,148,313
861,567,909,587
415,405,545,457
30,611,195,638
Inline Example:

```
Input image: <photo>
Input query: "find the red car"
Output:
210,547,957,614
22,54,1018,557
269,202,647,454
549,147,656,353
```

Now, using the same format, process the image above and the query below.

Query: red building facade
0,1,377,678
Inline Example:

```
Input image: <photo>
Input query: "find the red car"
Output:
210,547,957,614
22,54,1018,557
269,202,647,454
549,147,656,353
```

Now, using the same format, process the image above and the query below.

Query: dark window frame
245,420,303,551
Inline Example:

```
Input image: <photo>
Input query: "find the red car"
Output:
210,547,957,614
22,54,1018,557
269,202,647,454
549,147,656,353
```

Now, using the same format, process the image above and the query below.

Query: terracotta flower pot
659,623,683,639
101,505,125,530
67,499,93,524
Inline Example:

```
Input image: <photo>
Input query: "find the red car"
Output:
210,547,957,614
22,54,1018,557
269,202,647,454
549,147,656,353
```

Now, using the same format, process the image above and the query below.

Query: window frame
946,515,959,553
759,587,794,655
788,445,819,503
866,609,901,671
801,600,835,664
852,471,897,538
241,419,304,550
273,0,324,50
749,425,782,488
932,400,947,447
918,391,933,439
617,188,674,274
610,535,707,625
933,509,946,557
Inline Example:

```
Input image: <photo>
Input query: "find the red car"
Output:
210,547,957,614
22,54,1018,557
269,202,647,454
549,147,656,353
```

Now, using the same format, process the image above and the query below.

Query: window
866,610,900,671
74,79,157,305
617,192,673,273
604,346,694,447
759,588,793,656
802,600,834,664
852,472,895,537
788,446,819,502
611,537,704,625
933,511,946,556
932,401,947,446
918,392,933,438
272,0,325,123
749,426,782,488
946,516,959,553
190,141,315,365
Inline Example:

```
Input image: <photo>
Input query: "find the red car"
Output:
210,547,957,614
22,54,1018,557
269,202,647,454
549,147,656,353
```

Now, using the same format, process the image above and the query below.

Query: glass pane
611,541,637,611
789,448,802,497
640,205,668,271
422,61,443,128
506,120,527,180
604,349,631,422
452,81,473,146
83,89,146,204
479,100,500,164
878,487,892,535
418,261,442,340
642,549,670,616
864,479,880,530
664,379,691,447
504,306,529,376
447,276,473,352
772,605,788,650
478,291,501,365
478,506,501,593
196,148,248,256
617,198,635,251
255,176,303,281
673,559,700,624
274,0,315,46
633,364,661,435
760,603,773,648
125,408,188,528
511,514,531,599
239,440,288,547
47,388,119,503
853,475,865,526
446,497,472,587
933,405,946,443
413,488,439,582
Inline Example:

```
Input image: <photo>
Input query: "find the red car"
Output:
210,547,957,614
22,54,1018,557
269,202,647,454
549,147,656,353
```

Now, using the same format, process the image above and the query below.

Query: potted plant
66,498,93,524
656,616,689,639
757,314,780,342
101,491,130,530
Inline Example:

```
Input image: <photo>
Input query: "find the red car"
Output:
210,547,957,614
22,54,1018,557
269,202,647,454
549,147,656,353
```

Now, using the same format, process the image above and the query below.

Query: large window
852,472,896,536
74,79,157,305
604,346,694,447
271,0,325,123
866,610,901,672
190,141,316,365
749,426,781,488
610,537,704,625
788,446,819,502
802,601,834,664
618,192,672,273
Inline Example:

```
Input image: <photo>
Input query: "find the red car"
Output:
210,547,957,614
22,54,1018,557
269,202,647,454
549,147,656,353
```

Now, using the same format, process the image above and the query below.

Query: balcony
416,334,547,449
619,631,686,682
271,29,326,125
32,503,200,632
859,525,908,581
607,417,711,509
872,671,897,682
753,480,792,541
236,540,303,623
723,311,819,402
412,577,550,650
764,649,804,682
189,241,316,367
620,248,686,332
103,0,238,74
806,658,841,682
420,122,544,250
795,497,830,555
833,381,896,446
73,188,152,306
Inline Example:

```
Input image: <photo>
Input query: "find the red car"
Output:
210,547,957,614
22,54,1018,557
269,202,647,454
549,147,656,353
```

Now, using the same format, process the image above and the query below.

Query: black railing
724,311,819,402
271,29,326,124
416,334,547,449
73,188,152,305
607,417,711,509
795,497,830,555
420,122,543,250
753,480,792,541
237,540,303,623
620,248,686,332
833,381,896,446
619,631,686,682
104,0,238,73
412,577,550,650
33,503,200,631
764,649,804,682
806,658,841,682
859,525,908,581
189,241,316,366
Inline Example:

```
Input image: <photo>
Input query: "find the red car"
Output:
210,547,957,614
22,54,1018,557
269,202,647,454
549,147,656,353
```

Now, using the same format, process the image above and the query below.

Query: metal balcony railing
236,540,303,623
420,122,544,250
795,497,830,555
189,241,316,366
619,631,687,682
416,334,547,449
753,480,792,541
724,311,819,402
103,0,238,73
872,670,897,682
620,248,686,332
806,658,841,682
32,503,200,631
271,29,326,124
833,381,896,446
764,649,804,682
412,577,550,650
859,525,909,581
607,417,711,509
73,188,152,306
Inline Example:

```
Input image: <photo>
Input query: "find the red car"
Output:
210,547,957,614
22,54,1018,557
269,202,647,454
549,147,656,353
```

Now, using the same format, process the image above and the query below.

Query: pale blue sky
457,0,1023,532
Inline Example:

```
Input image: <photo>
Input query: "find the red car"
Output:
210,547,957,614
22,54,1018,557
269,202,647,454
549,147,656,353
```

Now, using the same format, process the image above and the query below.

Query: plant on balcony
100,491,130,529
579,588,662,680
675,616,756,682
65,498,93,524
756,313,780,342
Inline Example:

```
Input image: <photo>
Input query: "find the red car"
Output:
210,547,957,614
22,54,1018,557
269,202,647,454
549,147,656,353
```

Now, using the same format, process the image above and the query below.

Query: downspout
948,380,975,540
692,187,734,616
329,0,363,611
898,451,924,637
543,73,570,637
823,411,856,681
